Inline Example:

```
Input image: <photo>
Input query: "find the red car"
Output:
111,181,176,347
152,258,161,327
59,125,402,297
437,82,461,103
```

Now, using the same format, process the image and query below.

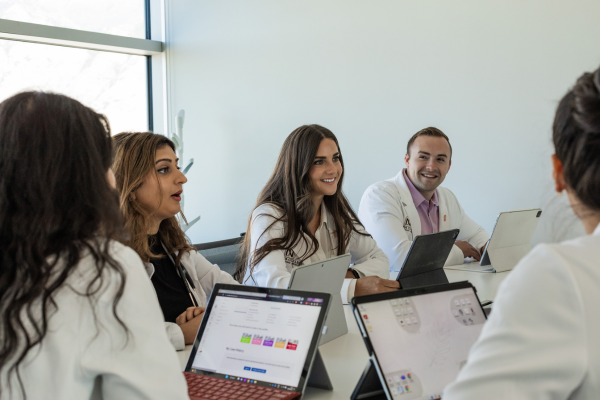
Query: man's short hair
406,127,452,158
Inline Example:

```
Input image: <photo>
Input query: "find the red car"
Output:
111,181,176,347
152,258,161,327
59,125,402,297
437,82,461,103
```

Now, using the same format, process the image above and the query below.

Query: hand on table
455,241,481,261
355,276,400,297
176,307,206,345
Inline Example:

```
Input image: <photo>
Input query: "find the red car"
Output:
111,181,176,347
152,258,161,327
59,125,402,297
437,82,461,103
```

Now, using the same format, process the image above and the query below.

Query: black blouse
148,235,194,323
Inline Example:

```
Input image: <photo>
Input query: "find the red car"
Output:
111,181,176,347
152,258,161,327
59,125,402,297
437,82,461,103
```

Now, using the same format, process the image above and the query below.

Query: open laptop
288,253,351,345
446,208,542,273
350,281,486,400
184,284,332,400
395,230,459,289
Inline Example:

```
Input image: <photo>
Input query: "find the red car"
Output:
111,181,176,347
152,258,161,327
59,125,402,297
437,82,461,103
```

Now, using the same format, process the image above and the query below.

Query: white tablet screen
357,287,485,399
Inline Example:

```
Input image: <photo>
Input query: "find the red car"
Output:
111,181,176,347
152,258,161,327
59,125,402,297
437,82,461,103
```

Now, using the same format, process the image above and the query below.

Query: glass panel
0,39,148,134
0,0,146,38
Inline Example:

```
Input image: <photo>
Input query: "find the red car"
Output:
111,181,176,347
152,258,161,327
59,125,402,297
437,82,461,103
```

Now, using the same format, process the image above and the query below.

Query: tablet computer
288,254,351,344
396,229,459,289
351,281,486,400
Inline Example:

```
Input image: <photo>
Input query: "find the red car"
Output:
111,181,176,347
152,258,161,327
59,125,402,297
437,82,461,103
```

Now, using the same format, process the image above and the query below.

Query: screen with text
190,289,324,390
358,288,485,400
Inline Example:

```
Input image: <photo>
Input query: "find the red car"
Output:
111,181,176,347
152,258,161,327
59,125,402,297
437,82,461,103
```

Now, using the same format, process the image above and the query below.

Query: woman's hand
175,306,206,326
176,307,206,345
354,276,400,297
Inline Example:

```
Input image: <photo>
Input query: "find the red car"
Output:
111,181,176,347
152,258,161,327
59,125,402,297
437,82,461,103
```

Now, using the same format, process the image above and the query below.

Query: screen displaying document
190,289,324,390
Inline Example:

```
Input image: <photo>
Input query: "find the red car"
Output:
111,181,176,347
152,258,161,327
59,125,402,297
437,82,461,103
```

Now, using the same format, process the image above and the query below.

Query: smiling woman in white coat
112,132,238,350
234,124,398,303
0,92,187,400
444,65,600,399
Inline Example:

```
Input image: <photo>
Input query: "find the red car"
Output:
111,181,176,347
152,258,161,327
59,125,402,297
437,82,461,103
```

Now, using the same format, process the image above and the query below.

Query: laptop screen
356,286,485,399
188,288,325,391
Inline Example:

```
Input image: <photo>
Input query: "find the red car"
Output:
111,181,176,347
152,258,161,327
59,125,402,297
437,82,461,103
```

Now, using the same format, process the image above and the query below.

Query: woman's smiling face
309,138,343,198
134,145,187,223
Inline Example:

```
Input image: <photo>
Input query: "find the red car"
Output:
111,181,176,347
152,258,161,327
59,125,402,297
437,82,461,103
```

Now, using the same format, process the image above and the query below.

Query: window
0,0,162,133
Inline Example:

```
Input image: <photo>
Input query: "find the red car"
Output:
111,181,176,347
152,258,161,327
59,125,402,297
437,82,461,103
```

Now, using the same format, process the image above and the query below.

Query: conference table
177,265,510,399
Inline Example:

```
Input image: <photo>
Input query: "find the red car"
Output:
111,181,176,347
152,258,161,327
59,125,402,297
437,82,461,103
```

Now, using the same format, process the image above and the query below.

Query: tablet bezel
351,281,486,399
185,283,331,393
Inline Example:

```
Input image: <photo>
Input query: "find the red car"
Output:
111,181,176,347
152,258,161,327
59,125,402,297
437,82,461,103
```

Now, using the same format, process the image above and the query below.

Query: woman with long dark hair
0,92,188,400
112,132,238,350
235,124,398,302
444,67,600,399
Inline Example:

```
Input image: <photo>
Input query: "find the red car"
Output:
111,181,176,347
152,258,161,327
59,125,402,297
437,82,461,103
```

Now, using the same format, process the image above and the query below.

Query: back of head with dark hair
553,66,600,214
406,127,452,157
0,92,127,398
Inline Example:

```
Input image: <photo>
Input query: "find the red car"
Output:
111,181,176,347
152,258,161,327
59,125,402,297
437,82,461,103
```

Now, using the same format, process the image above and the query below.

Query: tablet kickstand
306,350,333,391
350,359,387,400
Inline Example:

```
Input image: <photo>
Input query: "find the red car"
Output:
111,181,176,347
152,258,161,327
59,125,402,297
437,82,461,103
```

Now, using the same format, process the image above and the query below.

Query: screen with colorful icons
357,288,485,400
190,289,324,391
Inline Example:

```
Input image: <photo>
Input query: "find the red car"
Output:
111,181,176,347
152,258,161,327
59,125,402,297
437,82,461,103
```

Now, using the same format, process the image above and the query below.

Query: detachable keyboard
184,372,300,400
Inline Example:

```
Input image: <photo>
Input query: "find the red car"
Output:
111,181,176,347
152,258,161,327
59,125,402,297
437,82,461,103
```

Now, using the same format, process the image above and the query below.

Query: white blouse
243,202,390,303
1,242,188,400
444,223,600,399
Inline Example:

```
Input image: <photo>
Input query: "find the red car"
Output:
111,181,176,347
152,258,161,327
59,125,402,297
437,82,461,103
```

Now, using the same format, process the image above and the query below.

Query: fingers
186,307,197,322
381,279,400,290
194,307,206,317
176,311,187,326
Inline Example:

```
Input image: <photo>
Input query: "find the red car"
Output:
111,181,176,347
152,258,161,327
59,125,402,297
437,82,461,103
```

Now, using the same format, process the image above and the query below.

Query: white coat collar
594,222,600,236
393,169,422,236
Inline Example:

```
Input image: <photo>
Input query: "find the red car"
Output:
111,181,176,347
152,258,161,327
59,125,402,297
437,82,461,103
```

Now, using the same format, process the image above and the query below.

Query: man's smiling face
404,135,452,199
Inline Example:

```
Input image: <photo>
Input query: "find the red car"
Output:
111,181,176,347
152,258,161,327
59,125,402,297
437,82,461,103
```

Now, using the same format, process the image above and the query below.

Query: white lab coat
444,223,600,399
358,169,489,272
144,249,239,351
0,241,188,400
242,203,390,303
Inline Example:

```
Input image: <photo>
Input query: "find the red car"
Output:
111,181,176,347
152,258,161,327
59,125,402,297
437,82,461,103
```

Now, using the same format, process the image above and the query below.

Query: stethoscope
160,241,198,307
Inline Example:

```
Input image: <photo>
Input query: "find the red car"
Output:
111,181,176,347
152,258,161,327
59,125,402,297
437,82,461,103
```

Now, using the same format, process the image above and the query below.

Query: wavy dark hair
553,65,600,214
0,92,127,398
112,132,193,265
234,124,368,282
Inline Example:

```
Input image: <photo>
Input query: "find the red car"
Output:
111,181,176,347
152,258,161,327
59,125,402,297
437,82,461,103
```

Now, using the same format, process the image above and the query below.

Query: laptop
446,208,542,273
350,281,486,400
288,253,351,345
395,230,459,289
184,284,332,400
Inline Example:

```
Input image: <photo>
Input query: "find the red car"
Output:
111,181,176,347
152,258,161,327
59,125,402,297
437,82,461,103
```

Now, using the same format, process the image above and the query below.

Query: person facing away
112,131,238,351
444,66,600,399
234,124,399,303
0,92,187,400
358,127,489,273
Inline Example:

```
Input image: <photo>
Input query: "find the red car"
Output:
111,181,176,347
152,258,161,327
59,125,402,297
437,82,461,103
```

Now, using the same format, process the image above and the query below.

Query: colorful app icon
240,333,251,343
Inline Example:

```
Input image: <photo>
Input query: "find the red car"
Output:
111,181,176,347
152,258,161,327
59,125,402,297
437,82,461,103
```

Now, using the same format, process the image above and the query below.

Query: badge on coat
284,249,303,266
403,217,412,232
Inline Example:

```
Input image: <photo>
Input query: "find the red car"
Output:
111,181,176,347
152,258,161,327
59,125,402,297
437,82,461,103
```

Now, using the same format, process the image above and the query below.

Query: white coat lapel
394,170,421,238
438,189,452,232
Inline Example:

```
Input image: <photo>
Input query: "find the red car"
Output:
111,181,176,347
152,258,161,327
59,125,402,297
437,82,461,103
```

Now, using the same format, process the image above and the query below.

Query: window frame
0,0,165,132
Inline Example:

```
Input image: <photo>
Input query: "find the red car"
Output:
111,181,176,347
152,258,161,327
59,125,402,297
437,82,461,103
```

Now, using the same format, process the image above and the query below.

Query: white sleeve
80,247,188,400
443,244,587,400
189,250,239,298
445,195,490,266
165,322,185,351
359,184,412,272
243,208,291,289
348,223,390,280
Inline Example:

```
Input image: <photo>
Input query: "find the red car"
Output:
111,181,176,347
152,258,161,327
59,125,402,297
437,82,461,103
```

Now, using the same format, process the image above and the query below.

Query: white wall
164,0,599,245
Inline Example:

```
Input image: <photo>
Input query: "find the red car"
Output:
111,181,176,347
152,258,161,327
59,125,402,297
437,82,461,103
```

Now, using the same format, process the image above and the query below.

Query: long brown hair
234,124,368,283
112,132,193,264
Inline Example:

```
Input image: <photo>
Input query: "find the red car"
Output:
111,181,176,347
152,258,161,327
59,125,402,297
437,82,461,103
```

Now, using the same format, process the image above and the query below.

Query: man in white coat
358,127,489,273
